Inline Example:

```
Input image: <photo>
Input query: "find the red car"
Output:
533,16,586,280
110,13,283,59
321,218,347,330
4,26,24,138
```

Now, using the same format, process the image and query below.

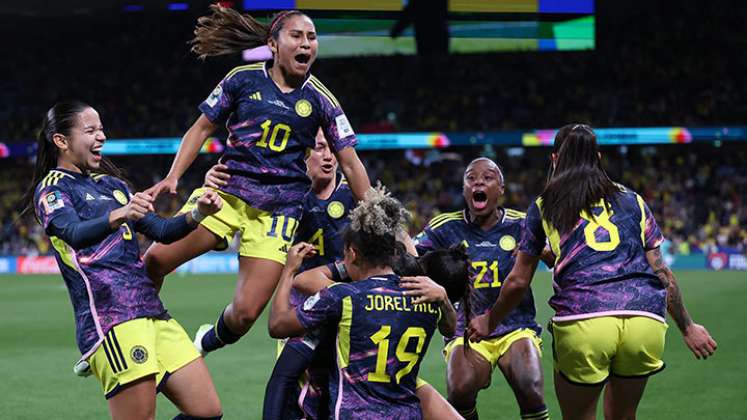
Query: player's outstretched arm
135,190,222,244
268,242,316,338
146,114,218,198
646,247,717,359
468,252,539,342
335,147,370,202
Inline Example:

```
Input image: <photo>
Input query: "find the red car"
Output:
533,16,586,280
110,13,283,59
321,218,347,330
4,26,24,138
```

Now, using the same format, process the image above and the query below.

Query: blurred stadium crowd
3,145,745,257
1,4,745,257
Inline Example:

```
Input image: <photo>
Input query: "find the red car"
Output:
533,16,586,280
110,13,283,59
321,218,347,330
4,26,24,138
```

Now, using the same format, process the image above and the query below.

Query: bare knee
447,374,481,407
227,298,266,330
183,399,223,418
109,396,156,420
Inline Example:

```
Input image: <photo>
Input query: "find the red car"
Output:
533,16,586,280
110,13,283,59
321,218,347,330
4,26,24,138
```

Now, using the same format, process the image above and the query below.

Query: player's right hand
683,323,717,359
124,192,155,220
145,176,178,198
203,164,230,189
466,313,491,343
285,242,316,274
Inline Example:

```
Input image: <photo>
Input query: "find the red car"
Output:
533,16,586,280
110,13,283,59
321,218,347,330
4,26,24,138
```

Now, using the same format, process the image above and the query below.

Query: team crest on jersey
295,99,312,117
499,235,517,251
327,201,345,219
113,190,128,205
206,85,222,108
130,345,148,364
42,191,64,214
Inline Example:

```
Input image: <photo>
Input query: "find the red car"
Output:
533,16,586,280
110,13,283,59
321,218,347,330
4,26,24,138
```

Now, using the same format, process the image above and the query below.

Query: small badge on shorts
499,235,516,251
130,346,148,364
295,99,312,117
327,201,345,219
113,190,129,205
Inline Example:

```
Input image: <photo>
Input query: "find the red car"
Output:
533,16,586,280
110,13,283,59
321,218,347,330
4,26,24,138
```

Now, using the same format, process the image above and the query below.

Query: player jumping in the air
468,124,717,420
415,157,552,420
23,101,223,420
143,6,370,357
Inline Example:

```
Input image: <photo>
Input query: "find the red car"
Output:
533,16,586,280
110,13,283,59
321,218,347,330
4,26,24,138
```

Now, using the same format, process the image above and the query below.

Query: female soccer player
468,124,717,420
258,133,461,419
268,189,457,419
24,101,223,420
284,242,469,420
414,157,550,420
143,6,370,355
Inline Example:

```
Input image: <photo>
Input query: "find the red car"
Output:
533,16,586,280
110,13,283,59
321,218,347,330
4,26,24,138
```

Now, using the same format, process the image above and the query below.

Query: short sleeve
198,71,240,124
34,186,78,233
295,285,346,331
413,226,444,255
641,199,665,250
519,200,546,256
310,78,357,153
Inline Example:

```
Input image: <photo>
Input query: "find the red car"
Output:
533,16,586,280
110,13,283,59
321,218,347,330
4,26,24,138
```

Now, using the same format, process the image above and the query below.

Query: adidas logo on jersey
85,193,95,201
249,91,262,101
475,241,497,247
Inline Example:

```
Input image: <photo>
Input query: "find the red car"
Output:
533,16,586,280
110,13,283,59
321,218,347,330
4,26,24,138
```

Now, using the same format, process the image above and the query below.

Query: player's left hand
466,314,491,343
401,276,448,304
196,190,222,216
285,242,316,274
683,323,717,359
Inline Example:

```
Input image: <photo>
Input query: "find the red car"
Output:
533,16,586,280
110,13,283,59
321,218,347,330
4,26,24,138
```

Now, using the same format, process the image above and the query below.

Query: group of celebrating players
23,6,718,420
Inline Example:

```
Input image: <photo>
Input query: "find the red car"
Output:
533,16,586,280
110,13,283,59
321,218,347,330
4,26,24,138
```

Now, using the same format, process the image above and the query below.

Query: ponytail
191,5,306,60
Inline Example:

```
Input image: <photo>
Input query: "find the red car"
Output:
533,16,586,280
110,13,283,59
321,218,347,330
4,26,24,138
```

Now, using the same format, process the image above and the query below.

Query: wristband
190,207,207,223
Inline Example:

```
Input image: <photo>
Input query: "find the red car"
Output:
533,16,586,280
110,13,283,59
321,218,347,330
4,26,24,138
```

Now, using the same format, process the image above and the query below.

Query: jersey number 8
257,119,291,152
581,205,620,251
368,325,427,384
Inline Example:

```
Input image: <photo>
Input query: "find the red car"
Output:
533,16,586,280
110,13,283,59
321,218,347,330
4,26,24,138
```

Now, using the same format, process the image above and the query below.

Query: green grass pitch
1,271,744,419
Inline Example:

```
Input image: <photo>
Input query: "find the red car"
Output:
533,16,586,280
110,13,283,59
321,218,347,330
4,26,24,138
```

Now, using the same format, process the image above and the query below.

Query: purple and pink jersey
296,275,440,420
200,61,357,219
34,169,194,360
520,186,666,322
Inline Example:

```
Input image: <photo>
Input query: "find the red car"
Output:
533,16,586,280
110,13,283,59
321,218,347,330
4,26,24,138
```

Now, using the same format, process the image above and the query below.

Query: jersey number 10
368,325,427,384
257,120,291,152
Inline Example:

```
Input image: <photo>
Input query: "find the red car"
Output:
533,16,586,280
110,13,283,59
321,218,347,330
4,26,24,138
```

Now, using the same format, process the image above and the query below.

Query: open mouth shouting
472,190,489,211
294,53,311,71
90,146,103,162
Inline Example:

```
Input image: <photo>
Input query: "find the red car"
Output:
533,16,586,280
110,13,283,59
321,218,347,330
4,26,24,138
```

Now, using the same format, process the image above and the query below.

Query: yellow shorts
415,377,428,389
550,316,667,385
180,188,298,264
88,317,200,399
443,328,542,369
